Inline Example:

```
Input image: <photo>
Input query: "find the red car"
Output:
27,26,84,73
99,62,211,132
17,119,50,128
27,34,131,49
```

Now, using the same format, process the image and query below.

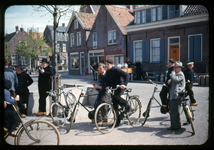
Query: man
15,66,34,118
37,58,53,116
4,58,18,98
90,63,110,122
105,59,130,126
125,57,132,68
159,58,175,108
183,62,197,106
91,62,98,81
167,61,186,130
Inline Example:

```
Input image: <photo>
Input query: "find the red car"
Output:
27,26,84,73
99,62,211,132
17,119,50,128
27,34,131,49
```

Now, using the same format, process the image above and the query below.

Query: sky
5,5,80,34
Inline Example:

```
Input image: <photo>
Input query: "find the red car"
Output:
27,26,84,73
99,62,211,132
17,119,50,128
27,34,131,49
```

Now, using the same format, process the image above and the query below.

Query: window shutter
162,5,168,20
194,35,201,61
169,5,174,19
142,40,150,62
189,36,194,61
129,42,133,62
160,39,165,62
18,54,21,66
146,9,151,23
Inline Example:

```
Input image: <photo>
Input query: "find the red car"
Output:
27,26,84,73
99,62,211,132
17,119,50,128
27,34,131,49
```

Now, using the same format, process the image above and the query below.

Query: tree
4,42,11,61
15,30,52,66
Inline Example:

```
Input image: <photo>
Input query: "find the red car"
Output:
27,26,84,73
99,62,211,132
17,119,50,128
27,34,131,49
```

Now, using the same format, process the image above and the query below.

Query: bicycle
4,102,60,145
67,85,97,133
46,85,76,127
94,85,142,134
142,79,195,135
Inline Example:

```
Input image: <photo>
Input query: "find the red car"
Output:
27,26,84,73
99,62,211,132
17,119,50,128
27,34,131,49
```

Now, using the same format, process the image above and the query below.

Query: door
169,44,179,61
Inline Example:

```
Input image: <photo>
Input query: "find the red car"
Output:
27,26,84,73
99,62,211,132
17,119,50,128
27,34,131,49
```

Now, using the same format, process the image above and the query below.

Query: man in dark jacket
105,59,130,126
37,58,53,116
15,66,33,117
183,62,197,106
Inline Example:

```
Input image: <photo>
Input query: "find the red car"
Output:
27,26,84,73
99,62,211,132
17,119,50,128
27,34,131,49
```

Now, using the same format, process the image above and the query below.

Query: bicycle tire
67,104,78,133
50,102,66,127
127,97,142,124
142,98,152,125
94,103,117,134
183,105,195,135
66,92,76,110
16,120,60,145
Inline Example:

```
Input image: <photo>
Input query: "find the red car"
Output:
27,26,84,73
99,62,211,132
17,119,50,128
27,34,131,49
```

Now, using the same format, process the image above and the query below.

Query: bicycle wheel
67,104,78,133
66,92,76,110
17,120,60,145
94,103,117,134
183,105,195,135
50,102,66,127
142,98,152,125
127,97,142,124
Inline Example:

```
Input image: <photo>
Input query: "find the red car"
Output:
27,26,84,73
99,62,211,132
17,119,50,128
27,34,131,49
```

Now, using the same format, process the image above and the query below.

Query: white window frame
74,20,78,29
70,33,74,47
62,43,66,52
136,11,141,24
77,32,81,46
56,43,60,52
133,40,143,62
108,30,116,45
167,36,180,61
150,38,161,62
21,55,27,65
157,7,162,21
188,34,203,62
70,52,79,69
93,32,97,49
152,8,156,22
11,54,18,65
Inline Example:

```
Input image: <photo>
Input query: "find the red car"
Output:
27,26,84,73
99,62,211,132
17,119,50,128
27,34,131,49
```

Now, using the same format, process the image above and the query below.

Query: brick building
125,5,209,75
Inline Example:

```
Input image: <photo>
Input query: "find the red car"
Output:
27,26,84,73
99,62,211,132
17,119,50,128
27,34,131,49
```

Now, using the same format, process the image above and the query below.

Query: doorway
168,37,180,61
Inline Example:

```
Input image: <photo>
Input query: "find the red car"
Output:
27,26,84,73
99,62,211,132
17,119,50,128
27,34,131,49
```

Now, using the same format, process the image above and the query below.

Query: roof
106,5,134,35
5,32,16,42
76,12,97,29
47,25,67,32
66,11,97,32
46,25,68,41
183,5,208,16
90,5,100,14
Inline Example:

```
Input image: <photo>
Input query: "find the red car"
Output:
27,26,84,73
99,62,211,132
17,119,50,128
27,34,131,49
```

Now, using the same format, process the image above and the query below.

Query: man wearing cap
159,58,175,110
15,66,34,118
4,58,18,98
183,62,197,106
167,61,186,130
105,59,130,126
37,58,53,116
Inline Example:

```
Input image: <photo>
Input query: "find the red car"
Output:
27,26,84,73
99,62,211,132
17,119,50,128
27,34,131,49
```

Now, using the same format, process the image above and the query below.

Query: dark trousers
170,99,181,129
94,91,110,110
38,84,49,112
186,81,196,103
93,71,97,80
159,85,169,106
17,92,29,115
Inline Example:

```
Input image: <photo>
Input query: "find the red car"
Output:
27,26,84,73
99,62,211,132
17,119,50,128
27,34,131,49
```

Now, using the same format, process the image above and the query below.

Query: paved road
5,72,209,146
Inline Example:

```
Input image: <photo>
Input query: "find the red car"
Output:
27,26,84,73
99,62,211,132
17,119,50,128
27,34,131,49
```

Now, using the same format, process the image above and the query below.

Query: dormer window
74,20,78,29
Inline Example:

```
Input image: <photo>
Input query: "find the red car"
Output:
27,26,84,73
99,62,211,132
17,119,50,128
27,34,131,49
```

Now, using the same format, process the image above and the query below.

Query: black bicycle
142,79,195,135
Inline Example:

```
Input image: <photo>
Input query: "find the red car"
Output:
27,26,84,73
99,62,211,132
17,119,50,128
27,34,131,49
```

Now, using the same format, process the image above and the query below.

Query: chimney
62,23,65,27
20,28,23,32
15,26,19,32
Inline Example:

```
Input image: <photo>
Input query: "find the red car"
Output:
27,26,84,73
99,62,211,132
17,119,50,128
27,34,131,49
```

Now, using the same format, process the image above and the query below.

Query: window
136,11,141,24
74,20,78,29
77,32,81,46
11,55,18,65
108,30,116,45
21,55,28,65
189,34,202,62
152,8,156,22
62,43,66,52
169,5,180,19
157,7,162,21
146,9,151,23
162,5,168,20
93,32,97,49
56,43,60,52
150,39,160,62
70,53,79,68
134,41,142,62
141,10,146,23
70,33,74,47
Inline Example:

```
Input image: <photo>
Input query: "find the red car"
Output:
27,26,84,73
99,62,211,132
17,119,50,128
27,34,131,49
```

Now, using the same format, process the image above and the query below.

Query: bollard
200,75,205,86
156,74,159,81
160,74,164,82
205,75,209,86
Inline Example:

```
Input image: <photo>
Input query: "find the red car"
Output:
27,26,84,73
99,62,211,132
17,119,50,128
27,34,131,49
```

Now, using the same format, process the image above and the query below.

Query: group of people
4,58,53,136
159,58,197,130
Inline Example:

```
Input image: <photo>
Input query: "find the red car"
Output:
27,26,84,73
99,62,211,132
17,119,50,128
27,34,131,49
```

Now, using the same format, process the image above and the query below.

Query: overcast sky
5,5,80,34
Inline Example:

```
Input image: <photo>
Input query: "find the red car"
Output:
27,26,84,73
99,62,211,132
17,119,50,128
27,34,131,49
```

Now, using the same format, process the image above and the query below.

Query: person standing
91,62,98,81
105,59,130,126
4,58,18,98
167,61,186,130
183,62,197,106
15,66,34,118
135,60,141,80
159,58,175,107
37,58,53,116
125,57,132,68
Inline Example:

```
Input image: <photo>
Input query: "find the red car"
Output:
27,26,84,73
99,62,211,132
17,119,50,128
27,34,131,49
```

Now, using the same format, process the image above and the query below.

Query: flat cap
187,62,194,65
106,59,113,64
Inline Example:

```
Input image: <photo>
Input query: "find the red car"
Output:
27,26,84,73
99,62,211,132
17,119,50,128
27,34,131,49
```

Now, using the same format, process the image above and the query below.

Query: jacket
106,66,129,88
4,68,18,91
16,72,33,94
169,71,186,100
38,65,53,90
